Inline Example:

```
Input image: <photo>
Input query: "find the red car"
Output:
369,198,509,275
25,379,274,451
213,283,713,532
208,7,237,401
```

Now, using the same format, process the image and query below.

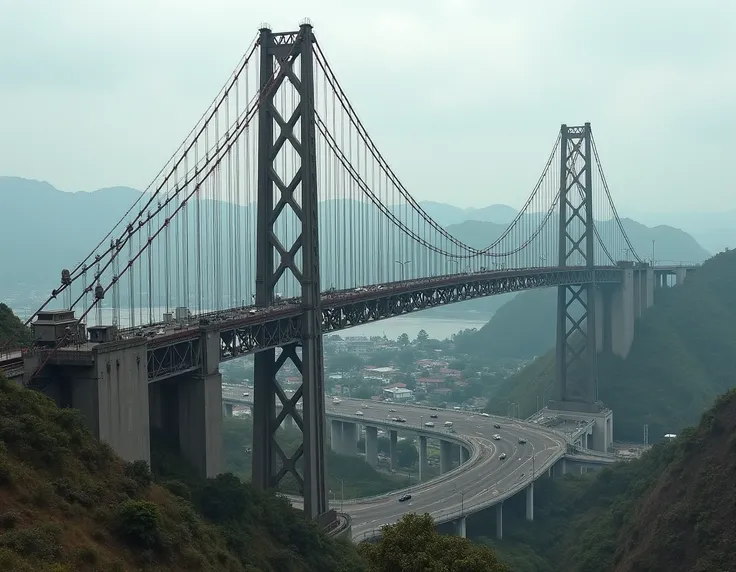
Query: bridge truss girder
556,123,598,406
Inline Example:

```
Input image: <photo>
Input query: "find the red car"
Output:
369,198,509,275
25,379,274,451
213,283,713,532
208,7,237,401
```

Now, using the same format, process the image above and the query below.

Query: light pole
651,239,656,266
395,260,411,281
339,478,344,512
461,491,465,516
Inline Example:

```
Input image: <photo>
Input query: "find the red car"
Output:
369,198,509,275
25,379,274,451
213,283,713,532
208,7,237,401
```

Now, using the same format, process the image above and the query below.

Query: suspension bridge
5,23,696,523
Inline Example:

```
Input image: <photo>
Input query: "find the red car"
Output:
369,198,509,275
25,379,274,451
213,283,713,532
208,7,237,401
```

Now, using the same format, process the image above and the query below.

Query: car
356,411,364,416
424,421,435,427
391,417,399,422
493,434,501,440
398,494,412,502
481,413,490,417
518,438,527,444
397,418,407,423
493,423,501,429
389,409,396,412
498,453,507,460
430,414,438,419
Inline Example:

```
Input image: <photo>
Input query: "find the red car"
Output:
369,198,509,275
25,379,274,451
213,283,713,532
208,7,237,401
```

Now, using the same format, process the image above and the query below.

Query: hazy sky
1,0,735,214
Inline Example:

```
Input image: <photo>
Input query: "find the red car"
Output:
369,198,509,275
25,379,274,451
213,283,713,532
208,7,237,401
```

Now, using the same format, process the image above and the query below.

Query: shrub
113,500,161,548
124,460,153,489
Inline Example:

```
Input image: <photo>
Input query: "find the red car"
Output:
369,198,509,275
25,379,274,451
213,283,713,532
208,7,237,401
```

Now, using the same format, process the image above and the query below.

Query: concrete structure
382,387,413,400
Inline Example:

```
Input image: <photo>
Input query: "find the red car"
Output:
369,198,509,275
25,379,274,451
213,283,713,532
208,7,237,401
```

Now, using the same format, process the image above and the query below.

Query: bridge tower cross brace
252,24,329,519
555,123,598,406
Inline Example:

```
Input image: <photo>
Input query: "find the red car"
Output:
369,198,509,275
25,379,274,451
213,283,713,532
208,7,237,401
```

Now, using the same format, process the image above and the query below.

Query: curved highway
222,391,567,540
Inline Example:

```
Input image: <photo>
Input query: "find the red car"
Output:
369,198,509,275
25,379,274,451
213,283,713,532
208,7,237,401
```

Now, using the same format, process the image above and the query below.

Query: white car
424,421,435,427
356,411,364,416
493,434,501,441
481,413,490,417
499,453,507,460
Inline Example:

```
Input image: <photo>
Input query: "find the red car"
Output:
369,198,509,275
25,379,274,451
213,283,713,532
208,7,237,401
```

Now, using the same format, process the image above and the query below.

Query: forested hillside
487,249,736,442
483,388,736,572
0,303,30,346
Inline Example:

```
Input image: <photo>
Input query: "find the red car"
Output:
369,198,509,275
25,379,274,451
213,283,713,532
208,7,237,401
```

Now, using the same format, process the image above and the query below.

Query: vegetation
360,513,510,572
478,387,736,572
0,375,365,571
0,303,30,346
219,415,412,499
488,249,736,441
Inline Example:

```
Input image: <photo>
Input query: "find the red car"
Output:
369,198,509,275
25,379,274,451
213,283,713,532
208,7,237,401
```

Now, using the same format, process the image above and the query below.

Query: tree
359,512,509,572
396,349,416,372
396,439,418,468
415,329,429,345
398,333,410,347
329,352,364,373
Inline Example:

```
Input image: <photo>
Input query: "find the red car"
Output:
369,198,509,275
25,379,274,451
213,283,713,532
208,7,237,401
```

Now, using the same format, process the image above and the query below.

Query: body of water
340,315,490,341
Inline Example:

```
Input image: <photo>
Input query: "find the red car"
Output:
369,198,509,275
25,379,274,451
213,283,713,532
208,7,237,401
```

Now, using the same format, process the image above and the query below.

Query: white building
383,387,413,401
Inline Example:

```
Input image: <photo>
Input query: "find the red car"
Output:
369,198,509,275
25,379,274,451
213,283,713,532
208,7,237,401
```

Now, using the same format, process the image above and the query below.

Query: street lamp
339,478,344,512
395,260,411,281
460,491,465,516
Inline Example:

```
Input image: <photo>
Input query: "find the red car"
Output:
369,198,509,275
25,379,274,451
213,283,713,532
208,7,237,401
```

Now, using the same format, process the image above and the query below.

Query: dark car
398,494,412,502
518,438,527,444
493,423,501,429
430,414,438,419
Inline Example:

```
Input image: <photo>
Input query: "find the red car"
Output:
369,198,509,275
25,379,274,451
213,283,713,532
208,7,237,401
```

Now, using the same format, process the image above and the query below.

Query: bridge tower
252,24,329,518
555,123,598,406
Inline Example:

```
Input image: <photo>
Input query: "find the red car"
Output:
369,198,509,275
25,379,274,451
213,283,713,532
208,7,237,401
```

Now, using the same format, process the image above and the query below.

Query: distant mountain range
0,177,712,325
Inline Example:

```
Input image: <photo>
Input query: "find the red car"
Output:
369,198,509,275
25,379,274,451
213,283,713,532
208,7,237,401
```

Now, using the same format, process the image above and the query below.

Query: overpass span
224,393,568,540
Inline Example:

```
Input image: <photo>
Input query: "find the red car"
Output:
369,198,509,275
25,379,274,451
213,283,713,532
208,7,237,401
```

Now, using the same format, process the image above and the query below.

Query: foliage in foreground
0,375,364,572
360,513,510,572
481,387,736,572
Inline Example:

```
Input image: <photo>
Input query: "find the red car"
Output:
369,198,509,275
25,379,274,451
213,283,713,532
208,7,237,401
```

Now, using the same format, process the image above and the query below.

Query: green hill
486,249,736,442
481,388,736,572
0,375,365,572
456,222,709,361
0,303,30,347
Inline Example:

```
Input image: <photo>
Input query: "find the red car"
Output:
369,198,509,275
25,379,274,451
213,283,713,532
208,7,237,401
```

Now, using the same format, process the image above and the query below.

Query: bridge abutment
454,516,467,538
32,340,151,466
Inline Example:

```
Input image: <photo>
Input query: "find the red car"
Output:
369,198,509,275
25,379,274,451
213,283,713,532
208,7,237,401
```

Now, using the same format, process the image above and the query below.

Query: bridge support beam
330,419,343,453
389,430,398,471
496,503,503,540
177,370,223,479
525,482,534,521
676,267,687,285
609,267,635,359
454,517,467,538
418,436,428,481
342,422,358,457
66,341,151,465
460,446,470,465
364,426,378,466
440,440,454,474
252,23,328,520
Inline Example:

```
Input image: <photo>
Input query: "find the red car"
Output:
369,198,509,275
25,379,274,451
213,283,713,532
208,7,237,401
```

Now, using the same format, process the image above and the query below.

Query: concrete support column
330,419,343,453
365,426,378,467
178,371,223,478
633,269,642,319
454,516,467,538
610,268,635,358
641,268,654,310
342,422,358,456
525,482,534,521
418,436,428,481
676,267,687,285
460,446,470,465
74,341,151,464
553,457,567,478
496,503,503,540
389,430,398,471
224,403,234,417
440,440,454,474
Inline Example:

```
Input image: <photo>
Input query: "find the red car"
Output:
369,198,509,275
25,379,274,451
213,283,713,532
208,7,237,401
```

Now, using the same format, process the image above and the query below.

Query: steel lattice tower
555,123,598,406
252,24,328,519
